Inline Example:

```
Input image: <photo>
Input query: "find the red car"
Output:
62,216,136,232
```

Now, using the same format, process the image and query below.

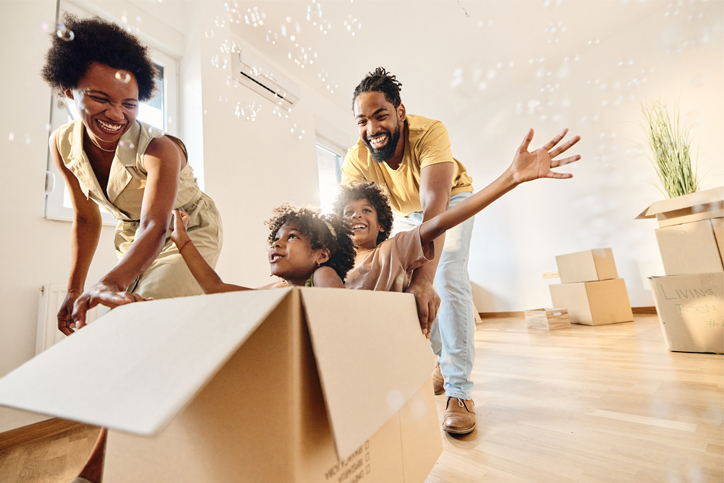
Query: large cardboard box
636,186,724,228
549,279,633,325
649,273,724,354
655,218,724,275
0,288,442,482
555,248,618,284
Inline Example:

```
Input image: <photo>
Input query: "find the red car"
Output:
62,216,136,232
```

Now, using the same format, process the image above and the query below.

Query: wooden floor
1,314,722,482
427,314,724,483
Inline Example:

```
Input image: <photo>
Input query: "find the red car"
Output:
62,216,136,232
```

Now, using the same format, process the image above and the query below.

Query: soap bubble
45,123,52,131
41,22,49,32
56,23,74,41
115,71,131,83
205,30,214,38
25,135,31,144
386,390,404,412
8,133,14,141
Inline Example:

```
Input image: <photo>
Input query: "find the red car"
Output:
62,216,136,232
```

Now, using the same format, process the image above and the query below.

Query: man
341,67,477,434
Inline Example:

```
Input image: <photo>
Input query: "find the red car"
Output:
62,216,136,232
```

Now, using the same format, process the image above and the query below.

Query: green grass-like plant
641,99,699,199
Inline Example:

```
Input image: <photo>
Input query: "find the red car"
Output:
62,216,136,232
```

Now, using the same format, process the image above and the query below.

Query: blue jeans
393,191,475,400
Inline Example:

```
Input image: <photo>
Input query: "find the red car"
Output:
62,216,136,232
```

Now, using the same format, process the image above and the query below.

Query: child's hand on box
170,210,191,246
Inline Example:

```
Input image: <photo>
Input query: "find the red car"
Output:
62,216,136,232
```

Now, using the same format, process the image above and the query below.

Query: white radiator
36,284,107,355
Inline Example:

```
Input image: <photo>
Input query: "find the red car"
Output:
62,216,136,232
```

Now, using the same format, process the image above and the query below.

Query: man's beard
365,125,401,163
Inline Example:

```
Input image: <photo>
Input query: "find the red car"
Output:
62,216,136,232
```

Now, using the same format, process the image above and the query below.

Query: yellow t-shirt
341,114,473,216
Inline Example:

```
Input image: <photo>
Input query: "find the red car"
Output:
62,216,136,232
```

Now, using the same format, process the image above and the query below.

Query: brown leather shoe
442,397,476,434
432,363,445,395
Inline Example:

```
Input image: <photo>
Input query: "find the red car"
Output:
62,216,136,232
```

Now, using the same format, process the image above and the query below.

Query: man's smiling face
354,91,405,163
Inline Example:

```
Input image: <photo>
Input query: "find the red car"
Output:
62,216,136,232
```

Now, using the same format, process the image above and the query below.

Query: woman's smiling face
65,62,139,149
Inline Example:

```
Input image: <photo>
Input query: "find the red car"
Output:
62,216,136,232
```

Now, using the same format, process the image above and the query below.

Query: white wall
448,2,724,311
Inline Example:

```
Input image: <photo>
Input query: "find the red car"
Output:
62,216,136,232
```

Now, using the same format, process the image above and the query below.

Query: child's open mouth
352,224,367,232
270,253,284,262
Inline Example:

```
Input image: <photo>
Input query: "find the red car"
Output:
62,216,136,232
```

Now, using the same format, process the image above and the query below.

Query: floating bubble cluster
290,123,306,140
318,70,339,94
344,15,362,36
544,21,566,44
235,101,262,121
307,1,332,34
245,6,266,27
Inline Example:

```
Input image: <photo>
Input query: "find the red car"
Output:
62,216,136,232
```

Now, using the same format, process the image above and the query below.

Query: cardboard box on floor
636,186,724,228
0,288,442,482
555,248,619,284
655,218,724,275
649,273,724,354
549,279,633,325
524,308,570,330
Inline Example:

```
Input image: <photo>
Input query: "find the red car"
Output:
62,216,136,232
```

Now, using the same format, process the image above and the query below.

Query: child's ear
315,249,330,265
63,87,74,100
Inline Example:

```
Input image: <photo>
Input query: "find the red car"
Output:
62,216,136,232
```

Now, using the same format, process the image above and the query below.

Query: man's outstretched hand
510,128,581,184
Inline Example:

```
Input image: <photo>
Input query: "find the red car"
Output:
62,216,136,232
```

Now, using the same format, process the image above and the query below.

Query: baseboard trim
479,311,524,319
479,307,657,320
0,417,82,451
632,306,657,315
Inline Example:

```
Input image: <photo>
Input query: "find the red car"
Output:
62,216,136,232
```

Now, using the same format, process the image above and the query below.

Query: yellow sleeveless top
55,119,202,222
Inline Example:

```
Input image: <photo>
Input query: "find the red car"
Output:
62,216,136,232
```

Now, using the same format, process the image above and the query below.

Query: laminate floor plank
427,314,723,482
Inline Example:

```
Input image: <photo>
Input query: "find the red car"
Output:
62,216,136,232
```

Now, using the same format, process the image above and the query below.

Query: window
45,52,178,225
316,143,344,214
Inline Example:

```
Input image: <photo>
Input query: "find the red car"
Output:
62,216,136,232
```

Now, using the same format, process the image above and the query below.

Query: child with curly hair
334,128,581,296
172,204,355,290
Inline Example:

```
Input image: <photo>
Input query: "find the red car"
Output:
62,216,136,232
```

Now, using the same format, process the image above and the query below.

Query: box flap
0,289,292,435
637,186,724,219
299,288,431,461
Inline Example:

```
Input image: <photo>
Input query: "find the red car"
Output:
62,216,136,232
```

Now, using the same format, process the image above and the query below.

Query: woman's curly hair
41,14,157,101
332,182,394,245
265,204,356,282
352,67,402,111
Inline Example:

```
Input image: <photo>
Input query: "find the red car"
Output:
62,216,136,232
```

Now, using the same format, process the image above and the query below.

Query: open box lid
0,288,430,460
636,186,724,226
299,288,431,459
0,289,292,435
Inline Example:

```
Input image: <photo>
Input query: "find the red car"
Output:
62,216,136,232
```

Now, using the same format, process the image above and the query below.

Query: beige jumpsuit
56,119,223,299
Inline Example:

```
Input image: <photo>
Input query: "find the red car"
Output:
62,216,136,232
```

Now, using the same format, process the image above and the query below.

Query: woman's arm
72,136,183,326
419,128,581,245
171,211,251,293
49,132,103,335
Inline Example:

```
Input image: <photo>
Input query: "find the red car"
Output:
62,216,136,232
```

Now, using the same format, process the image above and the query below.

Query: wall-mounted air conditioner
231,47,300,111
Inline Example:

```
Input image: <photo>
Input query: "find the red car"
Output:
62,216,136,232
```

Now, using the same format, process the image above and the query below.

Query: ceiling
227,0,670,124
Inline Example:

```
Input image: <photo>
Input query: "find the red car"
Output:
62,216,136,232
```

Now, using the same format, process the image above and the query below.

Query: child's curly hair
41,14,157,101
265,204,356,282
352,67,403,111
332,183,394,245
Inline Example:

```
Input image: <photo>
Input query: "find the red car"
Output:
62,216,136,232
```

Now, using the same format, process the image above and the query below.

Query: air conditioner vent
231,48,300,111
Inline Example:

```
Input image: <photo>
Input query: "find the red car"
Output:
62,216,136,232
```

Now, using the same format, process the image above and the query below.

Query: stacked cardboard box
0,288,443,482
549,248,634,326
637,186,724,353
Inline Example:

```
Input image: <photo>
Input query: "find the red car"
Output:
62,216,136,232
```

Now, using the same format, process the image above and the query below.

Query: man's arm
406,162,455,338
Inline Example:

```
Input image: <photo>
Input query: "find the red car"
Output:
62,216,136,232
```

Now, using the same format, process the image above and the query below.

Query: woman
42,15,222,334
